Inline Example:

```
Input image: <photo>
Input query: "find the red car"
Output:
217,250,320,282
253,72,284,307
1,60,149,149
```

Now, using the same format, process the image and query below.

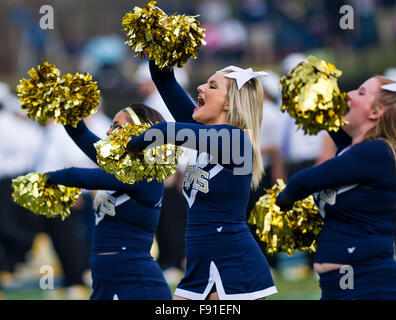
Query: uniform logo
320,189,337,205
93,191,116,225
347,247,356,254
182,152,223,208
183,166,209,193
315,184,358,218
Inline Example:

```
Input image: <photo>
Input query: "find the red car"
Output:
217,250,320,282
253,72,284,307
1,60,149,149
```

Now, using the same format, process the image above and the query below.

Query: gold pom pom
94,123,183,184
16,62,63,125
247,179,323,255
16,62,100,127
11,172,81,221
122,0,206,69
57,72,101,127
280,55,349,135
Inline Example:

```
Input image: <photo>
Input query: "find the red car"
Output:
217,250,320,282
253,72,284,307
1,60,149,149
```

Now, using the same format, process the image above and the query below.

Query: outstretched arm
46,167,163,205
63,120,101,165
276,140,392,208
127,122,252,170
149,60,196,122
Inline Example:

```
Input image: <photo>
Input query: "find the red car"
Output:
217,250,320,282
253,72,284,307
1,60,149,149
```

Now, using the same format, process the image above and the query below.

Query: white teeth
197,96,204,107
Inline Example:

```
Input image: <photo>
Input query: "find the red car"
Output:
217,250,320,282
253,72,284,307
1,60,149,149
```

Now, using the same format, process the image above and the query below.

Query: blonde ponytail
225,76,264,190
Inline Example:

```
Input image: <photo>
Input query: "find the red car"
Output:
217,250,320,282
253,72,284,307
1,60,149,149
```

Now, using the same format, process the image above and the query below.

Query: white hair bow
217,66,268,90
381,83,396,93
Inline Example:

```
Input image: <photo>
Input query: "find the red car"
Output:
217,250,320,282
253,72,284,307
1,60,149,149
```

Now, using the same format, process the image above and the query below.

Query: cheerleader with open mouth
276,76,396,300
127,61,277,300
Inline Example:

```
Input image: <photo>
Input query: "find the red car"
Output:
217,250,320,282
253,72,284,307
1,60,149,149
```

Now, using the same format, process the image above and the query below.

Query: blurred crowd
1,0,396,72
1,0,396,298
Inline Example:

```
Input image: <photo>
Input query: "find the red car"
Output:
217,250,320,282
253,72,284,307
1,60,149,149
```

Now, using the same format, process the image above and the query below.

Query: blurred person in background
272,0,319,54
258,71,286,186
346,0,378,49
79,27,128,92
197,0,248,63
10,4,70,77
25,119,93,299
0,82,43,290
10,5,49,75
239,0,276,64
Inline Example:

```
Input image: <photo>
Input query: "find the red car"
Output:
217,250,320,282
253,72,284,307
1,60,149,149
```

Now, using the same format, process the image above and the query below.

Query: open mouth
195,95,205,110
347,100,351,109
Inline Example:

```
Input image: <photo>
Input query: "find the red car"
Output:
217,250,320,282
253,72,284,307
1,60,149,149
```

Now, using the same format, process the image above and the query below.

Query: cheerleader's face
344,77,382,136
106,111,130,135
194,72,230,125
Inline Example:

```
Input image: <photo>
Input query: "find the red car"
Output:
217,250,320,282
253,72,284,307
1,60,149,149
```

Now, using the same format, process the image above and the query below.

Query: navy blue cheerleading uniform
125,61,277,300
46,121,171,300
277,129,396,300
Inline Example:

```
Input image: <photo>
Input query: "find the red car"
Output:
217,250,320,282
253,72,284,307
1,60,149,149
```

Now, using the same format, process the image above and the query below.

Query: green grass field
0,234,321,300
268,274,321,300
0,273,321,300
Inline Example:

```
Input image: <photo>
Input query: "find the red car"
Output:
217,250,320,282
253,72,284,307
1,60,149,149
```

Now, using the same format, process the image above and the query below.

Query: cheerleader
276,76,396,300
45,104,172,300
126,61,277,300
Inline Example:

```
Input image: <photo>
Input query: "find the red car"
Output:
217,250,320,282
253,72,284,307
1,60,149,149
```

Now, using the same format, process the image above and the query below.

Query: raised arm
276,140,393,208
63,120,101,165
149,60,196,122
46,167,163,205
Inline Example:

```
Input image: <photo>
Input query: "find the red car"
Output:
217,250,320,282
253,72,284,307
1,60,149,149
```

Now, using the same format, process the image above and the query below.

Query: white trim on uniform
183,189,198,208
208,164,224,179
174,261,277,300
115,194,131,207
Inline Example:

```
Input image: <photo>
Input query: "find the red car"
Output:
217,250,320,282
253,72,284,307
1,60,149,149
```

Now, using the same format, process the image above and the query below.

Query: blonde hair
364,76,396,164
224,75,264,190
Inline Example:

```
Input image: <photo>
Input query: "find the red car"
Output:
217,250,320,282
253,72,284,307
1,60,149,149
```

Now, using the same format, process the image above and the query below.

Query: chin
192,114,204,124
192,110,202,122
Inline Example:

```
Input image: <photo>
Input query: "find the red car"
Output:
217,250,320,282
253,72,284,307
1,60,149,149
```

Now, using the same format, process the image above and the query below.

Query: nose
106,127,112,136
347,89,356,99
197,83,205,93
